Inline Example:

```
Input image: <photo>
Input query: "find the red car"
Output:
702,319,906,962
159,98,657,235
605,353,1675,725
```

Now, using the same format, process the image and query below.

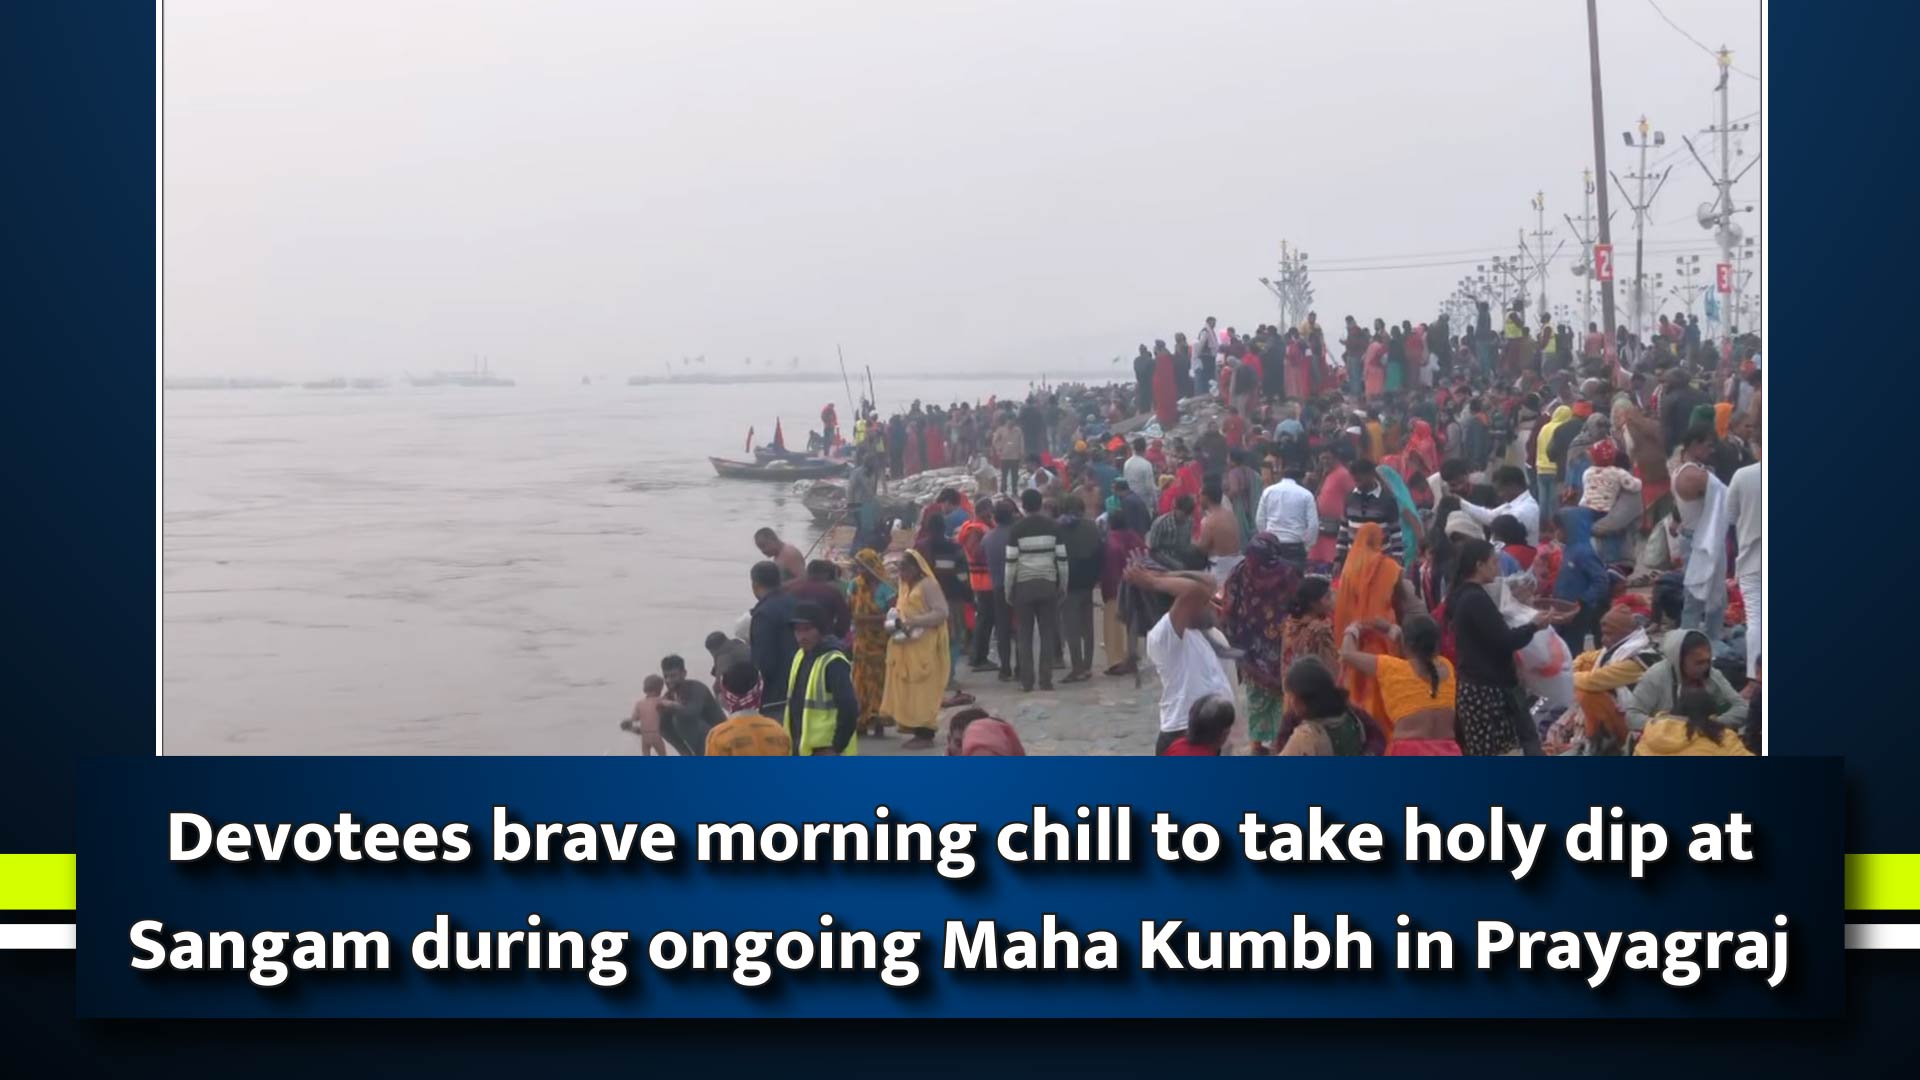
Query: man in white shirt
1122,558,1233,755
1459,465,1541,545
1722,457,1762,679
1253,459,1318,567
1122,437,1156,501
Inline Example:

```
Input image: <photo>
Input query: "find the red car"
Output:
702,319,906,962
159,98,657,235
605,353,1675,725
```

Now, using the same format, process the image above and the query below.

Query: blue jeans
1536,474,1560,517
1681,590,1726,643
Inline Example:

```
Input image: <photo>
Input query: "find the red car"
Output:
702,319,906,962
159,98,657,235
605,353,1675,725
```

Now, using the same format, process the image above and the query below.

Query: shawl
1376,463,1425,569
1221,534,1304,691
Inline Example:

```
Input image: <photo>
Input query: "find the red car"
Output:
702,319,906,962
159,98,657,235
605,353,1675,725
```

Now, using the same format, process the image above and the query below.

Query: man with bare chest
1195,475,1243,586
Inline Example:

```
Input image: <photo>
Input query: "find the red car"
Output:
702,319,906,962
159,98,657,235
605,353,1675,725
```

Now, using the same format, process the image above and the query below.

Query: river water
162,376,1055,754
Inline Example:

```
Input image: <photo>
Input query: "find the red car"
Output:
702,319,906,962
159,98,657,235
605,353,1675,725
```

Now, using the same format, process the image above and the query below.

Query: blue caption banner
78,758,1842,1018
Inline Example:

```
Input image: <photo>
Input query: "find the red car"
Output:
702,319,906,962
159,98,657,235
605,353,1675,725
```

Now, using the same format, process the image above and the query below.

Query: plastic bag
1514,628,1574,710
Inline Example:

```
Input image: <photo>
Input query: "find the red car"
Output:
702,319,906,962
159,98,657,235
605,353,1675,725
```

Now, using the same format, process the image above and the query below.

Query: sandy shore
855,645,1250,757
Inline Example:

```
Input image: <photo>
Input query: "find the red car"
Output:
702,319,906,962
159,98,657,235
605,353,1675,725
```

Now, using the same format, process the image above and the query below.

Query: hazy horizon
164,0,1762,379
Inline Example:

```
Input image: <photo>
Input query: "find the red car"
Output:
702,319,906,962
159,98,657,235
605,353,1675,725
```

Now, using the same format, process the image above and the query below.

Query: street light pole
1529,191,1552,316
1585,0,1616,344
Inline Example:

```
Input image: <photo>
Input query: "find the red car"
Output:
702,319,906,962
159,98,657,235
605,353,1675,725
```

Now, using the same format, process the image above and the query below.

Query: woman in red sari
1152,339,1180,427
903,419,923,475
1392,419,1441,510
1159,456,1203,516
1284,332,1310,400
1308,448,1352,568
1362,333,1387,399
924,419,947,470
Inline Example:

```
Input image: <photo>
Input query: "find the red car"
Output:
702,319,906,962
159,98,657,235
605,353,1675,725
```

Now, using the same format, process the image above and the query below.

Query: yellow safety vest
854,418,868,445
785,648,857,757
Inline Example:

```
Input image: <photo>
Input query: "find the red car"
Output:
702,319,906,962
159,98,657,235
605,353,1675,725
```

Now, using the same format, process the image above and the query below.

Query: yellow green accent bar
0,853,1906,915
1846,854,1920,911
0,854,76,910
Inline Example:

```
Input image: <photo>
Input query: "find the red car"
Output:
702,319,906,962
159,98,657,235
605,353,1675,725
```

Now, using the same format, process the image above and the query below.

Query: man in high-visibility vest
783,602,859,756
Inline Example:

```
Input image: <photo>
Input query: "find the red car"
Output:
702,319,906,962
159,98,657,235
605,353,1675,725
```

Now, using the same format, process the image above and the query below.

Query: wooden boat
709,456,848,480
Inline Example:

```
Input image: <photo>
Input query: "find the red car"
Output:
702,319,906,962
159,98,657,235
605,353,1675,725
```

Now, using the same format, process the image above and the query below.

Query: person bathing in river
754,527,805,582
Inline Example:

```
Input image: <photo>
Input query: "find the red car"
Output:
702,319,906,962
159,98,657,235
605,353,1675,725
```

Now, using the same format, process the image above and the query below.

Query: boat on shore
709,456,849,481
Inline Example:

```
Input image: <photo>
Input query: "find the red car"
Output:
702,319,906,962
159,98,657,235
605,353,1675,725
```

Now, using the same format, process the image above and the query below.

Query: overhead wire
1645,0,1760,80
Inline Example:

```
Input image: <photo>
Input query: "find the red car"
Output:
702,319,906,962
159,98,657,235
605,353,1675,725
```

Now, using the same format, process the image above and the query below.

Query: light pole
1618,117,1668,340
1585,0,1618,347
1263,242,1315,331
1729,237,1757,334
1528,191,1553,315
1564,169,1600,329
1671,255,1705,321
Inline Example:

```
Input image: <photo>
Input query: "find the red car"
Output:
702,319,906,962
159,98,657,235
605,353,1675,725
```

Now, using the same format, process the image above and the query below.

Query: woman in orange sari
1333,522,1401,723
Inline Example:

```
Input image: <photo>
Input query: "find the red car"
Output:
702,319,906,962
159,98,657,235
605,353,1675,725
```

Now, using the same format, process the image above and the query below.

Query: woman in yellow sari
1333,522,1401,724
1340,614,1459,753
881,548,951,750
847,548,896,737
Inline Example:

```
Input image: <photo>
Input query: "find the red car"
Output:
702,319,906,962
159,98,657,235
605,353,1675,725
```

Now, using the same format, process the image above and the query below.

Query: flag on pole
745,427,755,453
773,420,786,450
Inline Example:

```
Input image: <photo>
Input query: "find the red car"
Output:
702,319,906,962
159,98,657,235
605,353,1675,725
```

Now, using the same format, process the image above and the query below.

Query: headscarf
1334,524,1400,643
718,671,764,714
1587,438,1619,468
1398,419,1439,477
1221,534,1304,691
1598,603,1641,649
1333,523,1400,723
1688,403,1717,434
1713,402,1734,439
900,547,937,591
1445,511,1485,541
849,547,894,624
1535,405,1575,472
960,717,1025,756
1375,463,1424,569
1571,411,1611,448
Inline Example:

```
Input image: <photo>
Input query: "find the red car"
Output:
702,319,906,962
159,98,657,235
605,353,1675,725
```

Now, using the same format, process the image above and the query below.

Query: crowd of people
626,302,1762,759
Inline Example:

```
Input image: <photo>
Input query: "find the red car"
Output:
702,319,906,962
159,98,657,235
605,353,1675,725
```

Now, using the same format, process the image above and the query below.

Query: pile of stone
792,465,988,527
1105,395,1226,445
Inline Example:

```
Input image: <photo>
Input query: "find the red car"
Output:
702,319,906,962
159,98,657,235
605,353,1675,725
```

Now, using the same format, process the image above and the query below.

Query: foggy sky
164,0,1762,379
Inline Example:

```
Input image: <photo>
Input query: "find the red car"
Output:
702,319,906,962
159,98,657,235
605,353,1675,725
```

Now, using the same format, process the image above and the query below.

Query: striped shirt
1334,486,1403,571
1005,515,1068,595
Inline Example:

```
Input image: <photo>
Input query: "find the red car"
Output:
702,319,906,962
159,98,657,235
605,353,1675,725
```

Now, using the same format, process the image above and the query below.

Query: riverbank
850,623,1249,758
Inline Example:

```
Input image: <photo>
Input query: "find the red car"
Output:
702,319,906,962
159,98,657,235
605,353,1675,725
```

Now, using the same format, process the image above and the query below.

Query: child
1633,688,1752,757
1530,514,1564,597
621,675,669,756
1578,439,1641,563
1577,439,1641,514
